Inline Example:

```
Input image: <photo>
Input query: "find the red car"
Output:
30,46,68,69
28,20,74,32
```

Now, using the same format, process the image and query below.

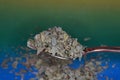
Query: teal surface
0,0,120,47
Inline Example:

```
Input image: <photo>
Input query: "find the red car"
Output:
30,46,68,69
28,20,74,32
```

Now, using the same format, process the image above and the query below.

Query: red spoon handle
83,46,120,55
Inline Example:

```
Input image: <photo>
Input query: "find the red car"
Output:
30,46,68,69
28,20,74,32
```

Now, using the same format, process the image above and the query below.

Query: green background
0,0,120,47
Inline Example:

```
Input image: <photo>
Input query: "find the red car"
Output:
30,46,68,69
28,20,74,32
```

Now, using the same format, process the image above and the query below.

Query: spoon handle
84,46,120,55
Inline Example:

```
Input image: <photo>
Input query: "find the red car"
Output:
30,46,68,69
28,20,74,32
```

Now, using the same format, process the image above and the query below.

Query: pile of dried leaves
0,27,110,80
0,46,110,80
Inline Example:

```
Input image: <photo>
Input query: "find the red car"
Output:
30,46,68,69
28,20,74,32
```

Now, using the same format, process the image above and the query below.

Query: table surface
0,48,120,80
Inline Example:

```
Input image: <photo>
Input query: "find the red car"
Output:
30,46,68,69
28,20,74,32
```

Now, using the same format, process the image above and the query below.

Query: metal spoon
52,46,120,60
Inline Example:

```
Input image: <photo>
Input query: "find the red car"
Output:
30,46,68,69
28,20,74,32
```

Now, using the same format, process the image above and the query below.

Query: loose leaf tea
27,27,84,60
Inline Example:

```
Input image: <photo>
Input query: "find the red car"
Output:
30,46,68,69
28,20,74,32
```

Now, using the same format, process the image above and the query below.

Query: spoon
53,46,120,60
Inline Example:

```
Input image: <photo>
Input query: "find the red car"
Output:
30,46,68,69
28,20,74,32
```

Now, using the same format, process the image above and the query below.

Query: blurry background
0,0,120,47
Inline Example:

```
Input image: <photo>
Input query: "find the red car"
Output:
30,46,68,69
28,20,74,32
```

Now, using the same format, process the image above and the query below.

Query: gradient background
0,0,120,47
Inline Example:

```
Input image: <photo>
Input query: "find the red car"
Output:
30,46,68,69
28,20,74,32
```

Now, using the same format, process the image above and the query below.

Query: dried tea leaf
27,27,85,60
